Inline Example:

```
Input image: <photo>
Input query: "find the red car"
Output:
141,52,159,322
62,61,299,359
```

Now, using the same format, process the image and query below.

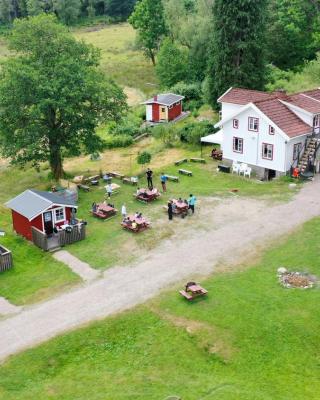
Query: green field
0,217,319,399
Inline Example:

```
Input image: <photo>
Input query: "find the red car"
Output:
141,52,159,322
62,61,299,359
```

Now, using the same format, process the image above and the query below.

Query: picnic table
165,174,179,182
121,214,150,233
179,282,208,301
108,171,124,179
175,158,188,166
123,176,138,186
135,188,160,203
92,203,117,220
84,175,100,184
211,149,223,161
77,184,90,192
172,199,188,217
179,169,193,176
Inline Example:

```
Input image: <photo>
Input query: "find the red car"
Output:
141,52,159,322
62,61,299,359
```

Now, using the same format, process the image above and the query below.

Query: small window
233,137,243,153
233,119,239,129
54,208,65,222
161,107,165,112
313,114,320,128
293,143,302,160
248,117,259,132
269,126,275,135
262,143,273,160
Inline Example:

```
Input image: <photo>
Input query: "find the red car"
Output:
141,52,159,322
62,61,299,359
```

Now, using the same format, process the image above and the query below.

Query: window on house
269,126,275,135
313,114,320,128
161,107,165,112
262,143,274,160
54,208,65,222
248,117,259,132
233,137,243,153
233,119,239,129
293,143,302,160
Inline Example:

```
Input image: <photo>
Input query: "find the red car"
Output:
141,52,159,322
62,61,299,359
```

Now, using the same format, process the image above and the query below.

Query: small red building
143,93,185,123
6,189,78,241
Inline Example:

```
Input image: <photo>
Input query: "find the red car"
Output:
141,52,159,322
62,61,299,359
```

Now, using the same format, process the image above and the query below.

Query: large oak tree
0,14,127,180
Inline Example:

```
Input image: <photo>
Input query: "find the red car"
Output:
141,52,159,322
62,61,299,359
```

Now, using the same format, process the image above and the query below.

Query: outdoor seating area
164,174,179,182
135,187,161,203
91,203,117,220
211,148,223,161
0,245,13,272
179,281,208,301
121,214,150,233
232,162,252,178
122,176,138,185
172,198,188,217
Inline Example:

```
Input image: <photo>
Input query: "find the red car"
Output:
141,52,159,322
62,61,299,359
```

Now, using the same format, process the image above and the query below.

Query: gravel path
53,250,101,282
0,178,320,361
0,297,21,316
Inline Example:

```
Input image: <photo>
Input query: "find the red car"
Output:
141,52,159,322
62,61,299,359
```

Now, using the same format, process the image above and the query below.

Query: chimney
153,95,158,102
273,89,287,99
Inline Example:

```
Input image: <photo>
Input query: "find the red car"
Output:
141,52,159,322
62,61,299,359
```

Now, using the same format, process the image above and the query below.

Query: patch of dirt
123,86,145,107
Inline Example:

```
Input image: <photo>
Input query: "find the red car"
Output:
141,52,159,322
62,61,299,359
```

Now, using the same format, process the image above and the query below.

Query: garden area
0,217,319,399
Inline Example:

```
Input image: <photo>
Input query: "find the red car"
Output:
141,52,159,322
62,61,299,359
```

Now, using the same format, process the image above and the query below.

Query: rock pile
277,267,317,289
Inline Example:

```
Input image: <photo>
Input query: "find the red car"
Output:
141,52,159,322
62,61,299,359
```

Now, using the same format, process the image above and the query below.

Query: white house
215,87,320,179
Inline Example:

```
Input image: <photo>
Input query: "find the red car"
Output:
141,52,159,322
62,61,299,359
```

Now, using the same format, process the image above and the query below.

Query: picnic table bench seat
77,184,90,192
122,177,138,186
179,290,193,300
179,169,193,176
174,158,188,166
84,175,100,184
165,175,179,182
190,157,206,163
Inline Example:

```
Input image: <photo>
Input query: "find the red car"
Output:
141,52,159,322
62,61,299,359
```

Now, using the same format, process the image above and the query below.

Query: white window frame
248,117,259,132
233,137,243,153
262,143,274,160
293,142,302,161
233,119,239,129
54,207,65,223
313,114,320,128
269,125,275,135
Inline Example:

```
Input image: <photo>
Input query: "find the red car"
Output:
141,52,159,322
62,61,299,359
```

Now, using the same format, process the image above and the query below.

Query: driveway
1,178,320,361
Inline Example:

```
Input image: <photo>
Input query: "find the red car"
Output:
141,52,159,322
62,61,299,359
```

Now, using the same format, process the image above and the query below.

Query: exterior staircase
298,137,320,173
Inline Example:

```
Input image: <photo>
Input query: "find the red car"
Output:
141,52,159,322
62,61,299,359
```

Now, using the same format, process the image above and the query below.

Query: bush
152,124,178,146
170,81,202,102
178,121,214,145
109,112,143,137
104,135,133,149
137,151,152,165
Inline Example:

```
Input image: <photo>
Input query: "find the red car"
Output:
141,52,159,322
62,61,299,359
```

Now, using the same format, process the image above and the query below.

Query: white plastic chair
244,166,252,178
239,163,248,175
232,162,240,174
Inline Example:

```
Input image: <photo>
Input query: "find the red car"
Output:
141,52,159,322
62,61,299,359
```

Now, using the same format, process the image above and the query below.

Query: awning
201,129,223,148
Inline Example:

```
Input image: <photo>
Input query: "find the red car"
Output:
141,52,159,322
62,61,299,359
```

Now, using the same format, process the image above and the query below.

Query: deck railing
0,245,13,272
32,222,86,251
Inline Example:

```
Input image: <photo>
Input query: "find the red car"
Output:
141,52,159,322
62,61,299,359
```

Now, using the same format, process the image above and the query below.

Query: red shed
143,93,185,123
5,189,78,241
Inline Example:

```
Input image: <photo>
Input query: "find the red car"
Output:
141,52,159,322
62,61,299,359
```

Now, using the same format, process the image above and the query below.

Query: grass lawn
1,217,319,399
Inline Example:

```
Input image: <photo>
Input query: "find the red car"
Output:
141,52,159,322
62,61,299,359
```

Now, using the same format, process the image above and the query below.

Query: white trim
29,203,77,222
280,100,314,117
53,207,66,224
217,87,233,103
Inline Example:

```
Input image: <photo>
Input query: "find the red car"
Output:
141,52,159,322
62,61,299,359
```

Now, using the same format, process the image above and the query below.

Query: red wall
152,104,160,122
168,102,182,121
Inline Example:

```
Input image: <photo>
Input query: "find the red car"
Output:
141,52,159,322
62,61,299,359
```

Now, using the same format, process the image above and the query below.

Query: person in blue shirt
188,194,197,214
160,172,168,192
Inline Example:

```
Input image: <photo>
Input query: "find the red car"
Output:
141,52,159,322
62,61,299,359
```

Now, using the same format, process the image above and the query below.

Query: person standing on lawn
168,200,173,221
160,172,168,192
121,204,127,220
146,168,153,189
188,194,197,214
106,183,113,199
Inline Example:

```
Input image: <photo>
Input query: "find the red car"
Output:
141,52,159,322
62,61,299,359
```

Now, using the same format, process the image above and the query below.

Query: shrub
109,112,143,137
170,81,202,102
104,135,133,149
178,121,214,144
137,151,152,165
152,124,178,146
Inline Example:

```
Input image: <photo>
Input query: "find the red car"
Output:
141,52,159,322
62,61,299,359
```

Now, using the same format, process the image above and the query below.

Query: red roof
218,87,274,105
286,93,320,114
254,99,311,138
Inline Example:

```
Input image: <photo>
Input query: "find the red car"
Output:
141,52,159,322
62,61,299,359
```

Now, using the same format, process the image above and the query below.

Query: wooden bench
108,171,124,179
218,164,231,173
179,290,193,301
179,169,193,176
175,158,188,166
122,177,138,186
84,175,100,184
77,184,90,192
165,175,179,182
190,157,206,163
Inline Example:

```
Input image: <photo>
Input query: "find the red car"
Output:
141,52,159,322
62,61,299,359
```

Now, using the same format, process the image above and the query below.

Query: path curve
1,179,320,361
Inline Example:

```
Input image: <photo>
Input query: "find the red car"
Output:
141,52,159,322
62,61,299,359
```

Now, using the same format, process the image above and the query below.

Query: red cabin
6,189,78,241
143,93,185,123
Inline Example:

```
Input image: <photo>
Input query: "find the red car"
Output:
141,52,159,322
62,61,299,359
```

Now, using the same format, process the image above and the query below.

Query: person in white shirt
121,204,127,220
106,184,112,199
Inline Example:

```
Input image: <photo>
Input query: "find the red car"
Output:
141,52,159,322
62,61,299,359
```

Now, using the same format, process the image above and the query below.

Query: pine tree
207,0,268,107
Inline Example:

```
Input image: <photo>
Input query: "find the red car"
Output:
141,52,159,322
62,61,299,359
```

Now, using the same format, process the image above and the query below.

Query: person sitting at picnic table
211,147,217,157
106,183,113,199
188,194,197,214
178,197,183,203
171,201,177,212
132,221,137,230
160,172,168,192
92,202,97,213
103,173,111,182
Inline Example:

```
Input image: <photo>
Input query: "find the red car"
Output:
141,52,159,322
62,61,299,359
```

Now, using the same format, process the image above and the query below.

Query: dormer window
248,117,259,132
313,114,320,128
269,126,275,135
233,119,239,129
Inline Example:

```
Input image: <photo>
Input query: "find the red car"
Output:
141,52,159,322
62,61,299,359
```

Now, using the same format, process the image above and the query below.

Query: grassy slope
1,217,319,399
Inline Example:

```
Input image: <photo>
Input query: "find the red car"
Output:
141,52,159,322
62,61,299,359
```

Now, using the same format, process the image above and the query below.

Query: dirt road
0,178,319,361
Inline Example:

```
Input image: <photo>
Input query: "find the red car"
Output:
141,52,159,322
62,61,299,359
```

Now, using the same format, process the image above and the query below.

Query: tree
105,0,137,20
207,0,268,107
0,14,127,180
53,0,81,25
156,38,188,88
128,0,167,65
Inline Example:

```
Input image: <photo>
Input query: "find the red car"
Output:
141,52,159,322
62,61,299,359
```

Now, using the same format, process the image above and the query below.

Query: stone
277,267,287,274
